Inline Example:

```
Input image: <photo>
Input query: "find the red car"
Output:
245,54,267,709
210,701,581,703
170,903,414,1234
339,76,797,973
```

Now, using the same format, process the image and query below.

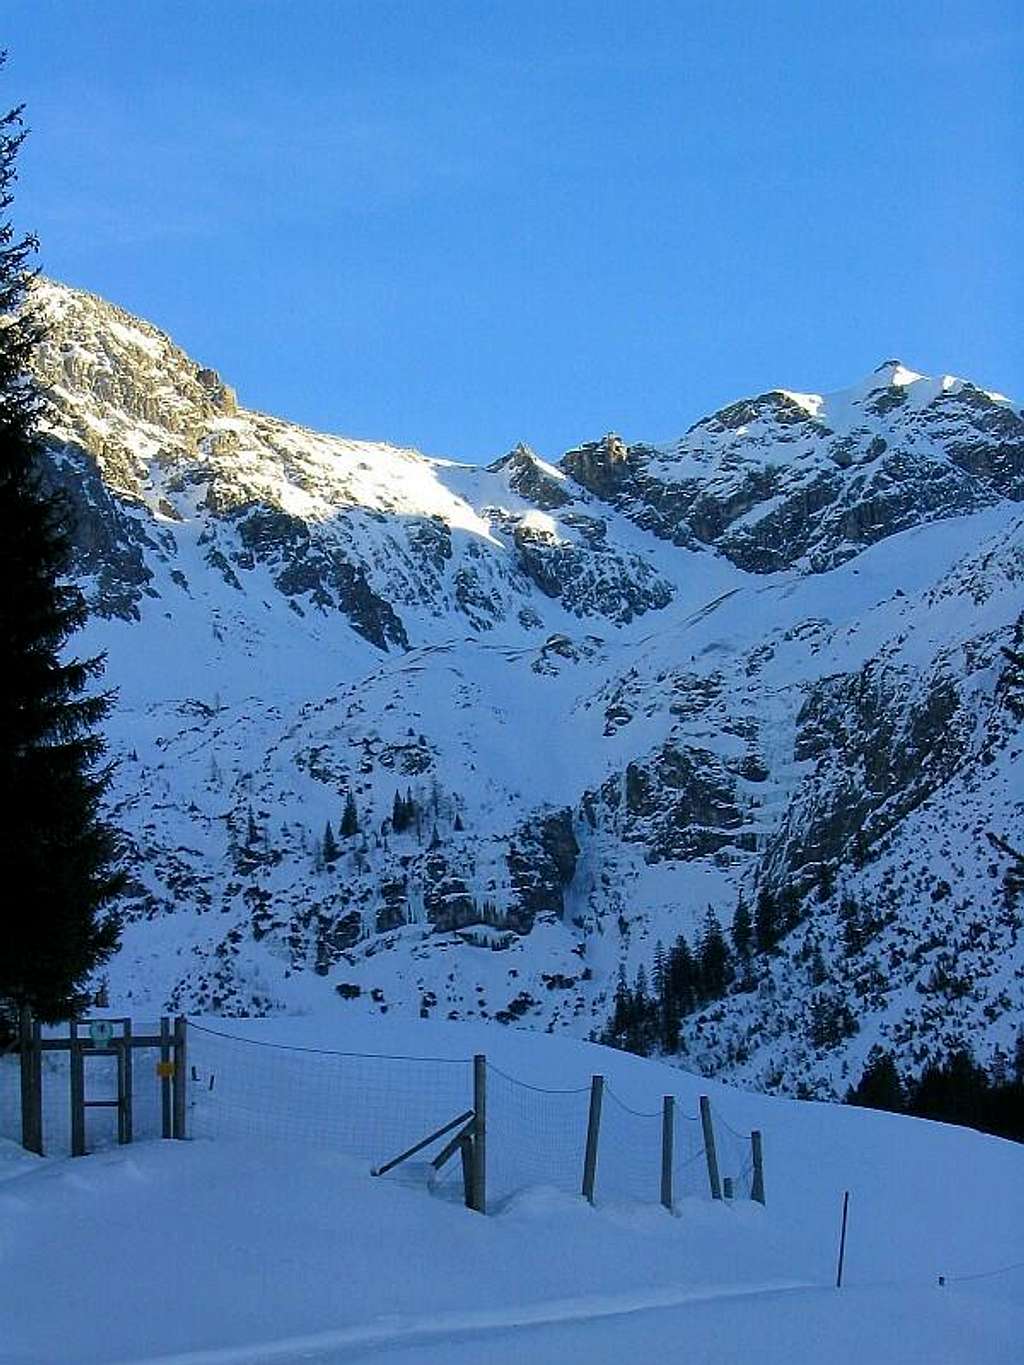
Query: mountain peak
869,359,924,388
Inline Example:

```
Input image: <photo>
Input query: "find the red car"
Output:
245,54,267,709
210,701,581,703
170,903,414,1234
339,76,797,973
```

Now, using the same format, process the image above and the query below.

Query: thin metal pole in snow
836,1190,850,1288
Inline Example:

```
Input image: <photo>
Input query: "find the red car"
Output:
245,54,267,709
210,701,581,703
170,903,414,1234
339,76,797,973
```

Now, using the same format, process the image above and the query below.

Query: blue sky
4,1,1021,461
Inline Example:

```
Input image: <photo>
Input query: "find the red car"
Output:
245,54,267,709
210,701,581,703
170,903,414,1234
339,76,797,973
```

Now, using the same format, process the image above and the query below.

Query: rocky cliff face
562,363,1024,574
27,280,1024,1097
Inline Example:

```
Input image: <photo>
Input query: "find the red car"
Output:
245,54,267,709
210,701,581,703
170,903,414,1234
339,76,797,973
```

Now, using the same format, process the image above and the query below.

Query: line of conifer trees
846,1040,1024,1143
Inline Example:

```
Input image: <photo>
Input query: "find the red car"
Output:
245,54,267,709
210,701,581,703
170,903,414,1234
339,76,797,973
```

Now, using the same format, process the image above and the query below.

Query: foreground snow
1,1018,1021,1363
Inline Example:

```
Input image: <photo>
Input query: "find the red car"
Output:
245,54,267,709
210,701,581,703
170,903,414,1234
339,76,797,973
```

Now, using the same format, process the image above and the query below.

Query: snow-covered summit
557,359,1023,575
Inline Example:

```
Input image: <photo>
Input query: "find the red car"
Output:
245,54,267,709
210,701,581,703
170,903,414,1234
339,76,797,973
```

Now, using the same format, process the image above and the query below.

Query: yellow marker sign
156,1061,176,1079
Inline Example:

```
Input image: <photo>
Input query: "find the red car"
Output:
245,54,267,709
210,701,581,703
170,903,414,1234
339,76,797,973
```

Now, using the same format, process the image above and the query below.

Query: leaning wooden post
172,1016,188,1140
470,1054,486,1214
582,1074,604,1205
751,1129,766,1205
699,1095,722,1200
18,1007,42,1155
661,1095,675,1212
459,1132,474,1209
70,1020,86,1157
159,1016,173,1139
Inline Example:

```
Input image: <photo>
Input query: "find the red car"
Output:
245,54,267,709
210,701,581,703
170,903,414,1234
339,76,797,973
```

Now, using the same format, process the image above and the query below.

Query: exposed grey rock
505,808,579,933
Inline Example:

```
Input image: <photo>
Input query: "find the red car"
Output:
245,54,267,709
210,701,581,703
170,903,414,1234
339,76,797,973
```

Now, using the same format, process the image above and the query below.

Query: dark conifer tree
322,820,339,864
696,908,732,1000
652,940,667,997
846,1048,904,1112
0,79,122,1030
754,886,780,954
392,789,406,833
666,933,696,1017
730,896,753,958
606,962,632,1045
779,883,801,934
339,791,358,838
816,861,836,903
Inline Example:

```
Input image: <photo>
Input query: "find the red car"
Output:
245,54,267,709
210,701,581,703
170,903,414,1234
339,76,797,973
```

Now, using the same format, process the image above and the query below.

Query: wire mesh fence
673,1106,710,1201
712,1100,758,1201
486,1065,592,1206
188,1023,473,1169
3,1017,765,1217
0,1052,22,1146
599,1085,664,1204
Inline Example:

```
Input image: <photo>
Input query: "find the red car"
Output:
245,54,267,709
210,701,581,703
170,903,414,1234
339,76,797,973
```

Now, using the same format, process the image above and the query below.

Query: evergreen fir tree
730,895,753,958
846,1047,904,1112
246,805,259,846
987,832,1024,913
607,962,631,1044
0,78,122,1030
754,886,780,954
666,933,696,1017
652,940,667,996
779,883,801,934
840,894,867,957
322,820,339,864
392,788,406,833
816,861,836,902
339,791,358,838
696,908,733,1000
808,942,829,987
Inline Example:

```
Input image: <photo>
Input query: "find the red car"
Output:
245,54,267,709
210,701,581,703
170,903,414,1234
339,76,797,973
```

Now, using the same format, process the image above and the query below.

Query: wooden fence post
18,1007,42,1155
119,1018,134,1145
751,1129,765,1205
172,1016,187,1140
699,1095,722,1200
582,1074,604,1205
470,1054,486,1213
160,1016,173,1139
70,1020,85,1157
661,1095,674,1212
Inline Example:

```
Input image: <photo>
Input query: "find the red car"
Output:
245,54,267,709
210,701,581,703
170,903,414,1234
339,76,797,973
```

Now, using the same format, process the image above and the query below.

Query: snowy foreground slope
28,279,1024,1097
1,1020,1022,1365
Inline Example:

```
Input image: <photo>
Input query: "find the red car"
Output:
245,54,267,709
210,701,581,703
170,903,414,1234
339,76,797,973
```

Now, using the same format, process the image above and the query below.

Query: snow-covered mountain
30,278,1024,1098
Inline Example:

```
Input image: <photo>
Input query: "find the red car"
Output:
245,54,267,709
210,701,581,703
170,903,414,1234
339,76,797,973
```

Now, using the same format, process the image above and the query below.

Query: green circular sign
89,1021,115,1049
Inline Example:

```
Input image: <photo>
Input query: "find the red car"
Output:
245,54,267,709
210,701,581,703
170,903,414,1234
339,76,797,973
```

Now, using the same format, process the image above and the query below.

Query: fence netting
0,1053,21,1146
711,1099,757,1201
187,1023,472,1168
673,1108,710,1200
599,1085,663,1204
486,1066,591,1206
3,1020,762,1215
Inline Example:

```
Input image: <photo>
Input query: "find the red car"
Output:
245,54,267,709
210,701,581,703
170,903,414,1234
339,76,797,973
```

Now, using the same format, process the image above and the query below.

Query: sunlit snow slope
27,279,1024,1100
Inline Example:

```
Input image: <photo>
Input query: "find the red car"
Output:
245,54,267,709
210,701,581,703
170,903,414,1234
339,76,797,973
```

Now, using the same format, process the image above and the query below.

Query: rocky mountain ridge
28,278,1024,1098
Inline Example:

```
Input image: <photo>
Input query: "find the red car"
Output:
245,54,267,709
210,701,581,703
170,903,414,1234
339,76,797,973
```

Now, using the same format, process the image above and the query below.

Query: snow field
1,1017,1021,1363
